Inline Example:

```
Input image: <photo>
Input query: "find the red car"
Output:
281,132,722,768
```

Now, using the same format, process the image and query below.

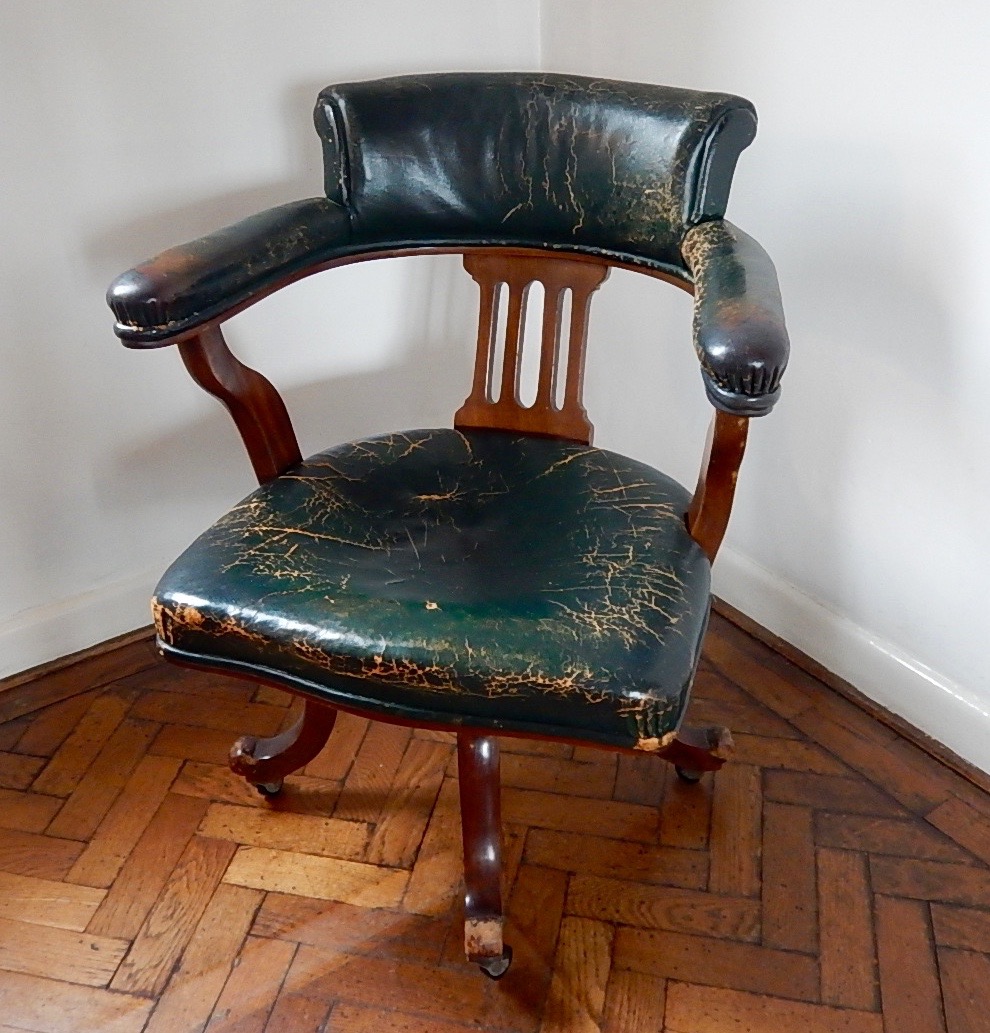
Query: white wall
0,1,538,673
5,0,988,773
543,0,990,769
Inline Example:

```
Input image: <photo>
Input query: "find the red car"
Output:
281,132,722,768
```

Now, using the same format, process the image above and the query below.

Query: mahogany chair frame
167,244,746,975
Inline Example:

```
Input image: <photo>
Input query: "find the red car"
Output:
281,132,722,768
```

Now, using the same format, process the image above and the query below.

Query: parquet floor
1,614,989,1032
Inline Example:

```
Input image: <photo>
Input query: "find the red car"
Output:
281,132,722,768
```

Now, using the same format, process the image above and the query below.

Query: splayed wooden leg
229,698,337,795
661,723,734,783
457,732,512,978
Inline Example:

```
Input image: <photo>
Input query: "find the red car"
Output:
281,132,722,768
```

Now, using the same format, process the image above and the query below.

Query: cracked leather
681,220,789,416
153,429,711,750
105,73,786,414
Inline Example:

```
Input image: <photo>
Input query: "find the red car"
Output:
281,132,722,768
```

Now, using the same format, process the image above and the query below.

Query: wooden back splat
454,251,610,444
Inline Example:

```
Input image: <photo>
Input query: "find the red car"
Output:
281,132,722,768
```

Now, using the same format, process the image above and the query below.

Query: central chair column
457,732,512,978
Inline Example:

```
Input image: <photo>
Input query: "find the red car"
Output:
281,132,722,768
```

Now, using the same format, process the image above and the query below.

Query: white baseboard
0,568,157,680
713,547,990,775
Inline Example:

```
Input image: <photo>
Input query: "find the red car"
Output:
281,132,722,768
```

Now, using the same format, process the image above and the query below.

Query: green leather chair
108,73,788,978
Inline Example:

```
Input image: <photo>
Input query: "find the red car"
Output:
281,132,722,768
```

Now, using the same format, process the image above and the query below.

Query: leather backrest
314,73,756,272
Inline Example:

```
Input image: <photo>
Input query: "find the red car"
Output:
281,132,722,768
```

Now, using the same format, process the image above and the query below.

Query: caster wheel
255,779,284,797
675,766,702,784
477,945,513,980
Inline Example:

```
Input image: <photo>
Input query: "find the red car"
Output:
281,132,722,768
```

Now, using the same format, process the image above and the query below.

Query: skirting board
713,546,990,776
0,566,159,681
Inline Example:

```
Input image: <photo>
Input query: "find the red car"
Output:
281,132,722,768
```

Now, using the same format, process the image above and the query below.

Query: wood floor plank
45,718,158,841
252,893,447,964
0,969,153,1033
503,787,658,843
501,752,617,800
200,802,368,862
364,738,450,868
148,723,240,766
66,754,182,888
709,763,761,898
817,847,878,1010
174,761,341,814
280,947,487,1025
926,796,990,866
730,733,848,775
10,691,98,758
875,895,946,1033
612,753,665,807
302,711,369,782
129,690,285,738
325,1003,484,1033
525,828,707,890
0,751,45,790
31,693,133,797
664,982,884,1033
932,904,990,952
111,835,238,996
0,916,128,987
87,791,208,939
206,934,297,1033
0,786,62,833
761,802,817,952
658,766,713,850
815,811,975,864
870,857,990,905
401,777,462,917
566,874,759,940
332,722,411,825
540,917,613,1033
939,947,990,1033
613,928,820,1002
143,883,261,1033
764,771,906,817
601,969,666,1033
0,827,83,879
223,846,408,908
0,871,104,930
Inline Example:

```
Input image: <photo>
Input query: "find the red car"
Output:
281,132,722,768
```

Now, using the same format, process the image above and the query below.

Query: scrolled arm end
107,197,351,346
681,220,789,416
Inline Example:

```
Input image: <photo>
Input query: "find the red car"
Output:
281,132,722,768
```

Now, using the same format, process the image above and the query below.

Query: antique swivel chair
107,73,788,978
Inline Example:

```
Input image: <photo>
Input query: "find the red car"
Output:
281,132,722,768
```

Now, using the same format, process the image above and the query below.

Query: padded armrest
107,198,351,346
680,220,789,416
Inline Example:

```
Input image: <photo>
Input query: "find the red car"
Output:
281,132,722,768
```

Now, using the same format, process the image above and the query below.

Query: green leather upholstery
153,429,711,751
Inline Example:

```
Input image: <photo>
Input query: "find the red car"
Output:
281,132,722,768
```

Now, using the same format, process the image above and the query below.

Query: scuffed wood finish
229,698,337,790
178,324,302,484
455,251,609,444
687,409,749,560
457,732,507,969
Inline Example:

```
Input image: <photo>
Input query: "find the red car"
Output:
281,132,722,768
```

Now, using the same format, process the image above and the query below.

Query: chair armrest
107,198,351,346
680,220,789,416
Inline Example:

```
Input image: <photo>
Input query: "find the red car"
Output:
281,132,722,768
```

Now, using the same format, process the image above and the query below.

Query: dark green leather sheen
153,430,711,750
106,72,788,415
315,73,755,266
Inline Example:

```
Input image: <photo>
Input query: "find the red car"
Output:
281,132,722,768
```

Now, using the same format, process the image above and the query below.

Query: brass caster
477,945,512,980
255,779,284,797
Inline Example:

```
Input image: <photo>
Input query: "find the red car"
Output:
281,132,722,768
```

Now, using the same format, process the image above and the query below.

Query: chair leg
662,723,734,783
229,698,337,795
457,732,512,979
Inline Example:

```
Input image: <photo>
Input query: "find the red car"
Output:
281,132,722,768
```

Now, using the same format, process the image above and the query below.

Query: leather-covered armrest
107,198,351,346
680,220,789,416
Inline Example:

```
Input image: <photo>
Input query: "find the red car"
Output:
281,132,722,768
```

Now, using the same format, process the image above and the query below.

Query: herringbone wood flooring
1,614,988,1032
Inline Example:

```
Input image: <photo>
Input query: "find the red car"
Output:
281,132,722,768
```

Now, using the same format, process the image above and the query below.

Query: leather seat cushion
153,429,711,751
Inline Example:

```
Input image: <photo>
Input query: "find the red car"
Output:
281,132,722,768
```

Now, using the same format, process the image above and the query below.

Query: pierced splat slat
454,251,609,444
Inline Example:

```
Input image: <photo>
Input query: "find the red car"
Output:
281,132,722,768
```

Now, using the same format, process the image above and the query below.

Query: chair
107,72,788,978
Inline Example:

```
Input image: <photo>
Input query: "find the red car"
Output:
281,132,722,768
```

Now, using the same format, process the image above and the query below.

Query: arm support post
687,410,749,561
178,326,301,484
